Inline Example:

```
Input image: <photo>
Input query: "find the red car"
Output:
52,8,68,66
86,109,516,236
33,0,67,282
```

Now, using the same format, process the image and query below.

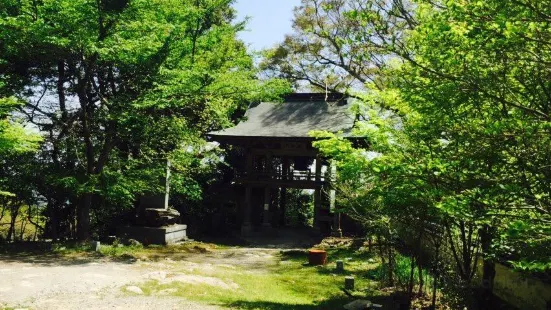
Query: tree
261,0,415,92
395,0,551,275
0,95,41,197
306,0,551,306
0,91,41,241
0,98,40,155
0,0,289,240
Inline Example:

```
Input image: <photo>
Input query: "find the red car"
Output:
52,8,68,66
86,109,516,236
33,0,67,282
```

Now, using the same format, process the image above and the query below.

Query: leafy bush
284,189,314,227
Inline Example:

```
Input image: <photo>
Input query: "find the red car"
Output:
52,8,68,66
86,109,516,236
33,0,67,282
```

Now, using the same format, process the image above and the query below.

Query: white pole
164,159,171,210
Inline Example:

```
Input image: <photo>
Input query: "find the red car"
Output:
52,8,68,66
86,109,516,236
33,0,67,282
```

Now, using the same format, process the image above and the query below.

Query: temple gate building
208,93,357,235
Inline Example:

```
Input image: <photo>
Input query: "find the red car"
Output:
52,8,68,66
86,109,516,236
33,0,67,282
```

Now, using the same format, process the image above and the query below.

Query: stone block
344,276,355,290
89,241,100,252
336,259,344,272
117,224,187,245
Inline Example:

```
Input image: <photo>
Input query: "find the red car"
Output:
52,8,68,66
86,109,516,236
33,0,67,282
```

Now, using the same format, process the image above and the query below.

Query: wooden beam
237,179,325,189
251,148,318,157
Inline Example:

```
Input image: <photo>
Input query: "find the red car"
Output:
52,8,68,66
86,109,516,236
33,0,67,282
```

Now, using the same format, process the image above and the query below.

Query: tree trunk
479,225,496,305
446,221,476,284
377,235,389,285
417,262,424,296
7,205,19,242
0,200,6,224
27,204,44,241
19,215,27,241
431,243,441,310
7,216,15,242
76,75,95,241
49,203,59,242
407,255,416,305
387,245,394,286
368,235,373,252
77,194,92,241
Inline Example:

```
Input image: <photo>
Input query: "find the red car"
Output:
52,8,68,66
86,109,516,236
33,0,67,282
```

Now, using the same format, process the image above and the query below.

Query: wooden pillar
242,151,253,234
330,160,342,237
313,155,322,229
263,187,271,227
262,152,272,228
279,188,286,226
279,157,289,226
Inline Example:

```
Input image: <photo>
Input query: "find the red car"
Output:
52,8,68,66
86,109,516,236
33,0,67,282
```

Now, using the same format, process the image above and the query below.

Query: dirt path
0,247,281,310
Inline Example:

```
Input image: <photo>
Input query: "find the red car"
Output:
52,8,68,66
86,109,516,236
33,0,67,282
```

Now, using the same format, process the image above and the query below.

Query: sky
233,0,301,51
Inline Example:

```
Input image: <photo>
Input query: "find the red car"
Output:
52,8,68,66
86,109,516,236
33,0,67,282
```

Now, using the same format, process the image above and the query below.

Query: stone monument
118,160,188,244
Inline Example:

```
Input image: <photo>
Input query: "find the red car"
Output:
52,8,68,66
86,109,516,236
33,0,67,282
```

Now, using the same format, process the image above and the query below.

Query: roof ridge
283,92,345,103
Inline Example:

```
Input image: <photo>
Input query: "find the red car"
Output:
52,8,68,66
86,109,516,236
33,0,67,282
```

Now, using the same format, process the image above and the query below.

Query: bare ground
0,247,281,310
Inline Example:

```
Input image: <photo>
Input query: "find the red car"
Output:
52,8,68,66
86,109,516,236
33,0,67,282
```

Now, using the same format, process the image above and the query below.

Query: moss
133,247,393,310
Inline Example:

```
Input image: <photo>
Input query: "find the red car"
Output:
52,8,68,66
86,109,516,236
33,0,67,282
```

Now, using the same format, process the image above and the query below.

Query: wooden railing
234,169,330,183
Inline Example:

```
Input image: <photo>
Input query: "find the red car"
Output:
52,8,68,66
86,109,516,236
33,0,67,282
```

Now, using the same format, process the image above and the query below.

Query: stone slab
343,299,372,310
117,224,187,245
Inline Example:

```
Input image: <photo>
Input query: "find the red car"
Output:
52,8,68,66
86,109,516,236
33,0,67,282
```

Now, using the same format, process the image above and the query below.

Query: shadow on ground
199,227,324,249
224,294,398,310
0,241,135,266
0,227,323,267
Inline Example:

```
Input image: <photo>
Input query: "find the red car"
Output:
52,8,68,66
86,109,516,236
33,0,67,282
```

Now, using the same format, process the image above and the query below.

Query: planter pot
308,249,327,265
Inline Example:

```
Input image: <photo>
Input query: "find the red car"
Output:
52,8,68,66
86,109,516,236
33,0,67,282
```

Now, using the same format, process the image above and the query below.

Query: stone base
117,224,187,245
331,229,343,238
241,223,253,236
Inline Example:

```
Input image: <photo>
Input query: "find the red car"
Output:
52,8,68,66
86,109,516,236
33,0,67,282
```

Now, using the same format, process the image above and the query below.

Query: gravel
0,247,280,309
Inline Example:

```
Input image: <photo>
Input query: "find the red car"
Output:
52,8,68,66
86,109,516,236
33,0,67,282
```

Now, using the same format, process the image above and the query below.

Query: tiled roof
209,93,355,139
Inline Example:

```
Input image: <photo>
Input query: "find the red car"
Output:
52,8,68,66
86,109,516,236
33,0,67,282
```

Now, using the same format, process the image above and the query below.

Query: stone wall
478,262,551,309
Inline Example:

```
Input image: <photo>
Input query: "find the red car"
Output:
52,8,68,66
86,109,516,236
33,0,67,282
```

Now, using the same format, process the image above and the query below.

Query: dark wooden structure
208,93,356,235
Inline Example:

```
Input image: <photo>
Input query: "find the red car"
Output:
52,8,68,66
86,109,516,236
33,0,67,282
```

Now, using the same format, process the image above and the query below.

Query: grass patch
96,241,230,261
47,240,226,258
134,246,394,310
0,240,226,264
